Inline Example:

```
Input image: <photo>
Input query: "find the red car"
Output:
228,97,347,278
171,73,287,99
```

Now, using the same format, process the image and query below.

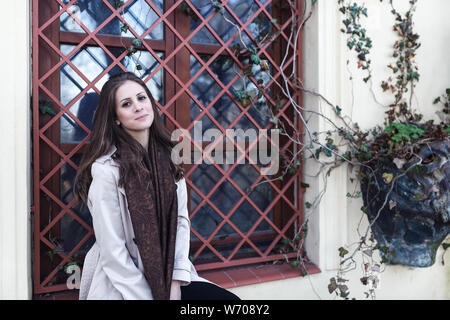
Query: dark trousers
181,281,240,300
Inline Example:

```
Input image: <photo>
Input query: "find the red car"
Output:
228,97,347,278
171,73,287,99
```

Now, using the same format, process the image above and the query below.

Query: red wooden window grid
32,0,304,295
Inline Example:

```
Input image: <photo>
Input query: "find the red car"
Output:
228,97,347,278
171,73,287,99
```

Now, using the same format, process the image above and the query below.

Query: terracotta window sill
198,262,321,289
33,263,320,299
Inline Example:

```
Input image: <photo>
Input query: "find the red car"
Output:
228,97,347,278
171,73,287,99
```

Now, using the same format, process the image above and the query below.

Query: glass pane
189,53,273,142
190,0,272,46
60,154,94,254
189,161,276,263
60,0,164,40
60,44,164,143
229,57,273,129
190,54,239,139
189,160,274,238
229,163,273,228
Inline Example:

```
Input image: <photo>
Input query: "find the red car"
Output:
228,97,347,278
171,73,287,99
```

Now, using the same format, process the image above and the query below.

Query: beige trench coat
79,146,209,300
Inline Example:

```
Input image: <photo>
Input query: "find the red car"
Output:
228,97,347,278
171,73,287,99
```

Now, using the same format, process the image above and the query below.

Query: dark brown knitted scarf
119,134,178,300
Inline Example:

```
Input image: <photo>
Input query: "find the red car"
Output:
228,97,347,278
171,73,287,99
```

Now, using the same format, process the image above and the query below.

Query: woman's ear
115,120,121,126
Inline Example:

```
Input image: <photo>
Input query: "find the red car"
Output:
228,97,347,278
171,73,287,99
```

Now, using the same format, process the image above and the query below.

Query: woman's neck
126,129,149,150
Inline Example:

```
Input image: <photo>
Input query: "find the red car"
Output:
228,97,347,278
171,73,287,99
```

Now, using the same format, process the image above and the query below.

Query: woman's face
115,80,154,137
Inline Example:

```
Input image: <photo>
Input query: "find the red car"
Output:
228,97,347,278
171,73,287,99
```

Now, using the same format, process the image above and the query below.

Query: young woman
74,72,239,300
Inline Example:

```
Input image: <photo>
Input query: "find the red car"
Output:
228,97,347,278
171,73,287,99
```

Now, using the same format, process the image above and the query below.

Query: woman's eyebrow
119,92,145,103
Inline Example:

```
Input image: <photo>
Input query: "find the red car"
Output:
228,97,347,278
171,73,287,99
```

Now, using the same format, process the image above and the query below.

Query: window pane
190,0,272,46
189,54,238,139
60,44,164,143
189,163,239,240
189,53,272,141
60,154,94,254
60,0,164,40
229,57,272,129
189,159,275,263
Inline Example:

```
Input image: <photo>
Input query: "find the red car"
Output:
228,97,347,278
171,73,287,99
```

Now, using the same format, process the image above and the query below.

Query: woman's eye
138,96,147,101
122,101,130,107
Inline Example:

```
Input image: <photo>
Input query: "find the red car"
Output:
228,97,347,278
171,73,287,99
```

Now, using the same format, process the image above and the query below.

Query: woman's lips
135,114,148,120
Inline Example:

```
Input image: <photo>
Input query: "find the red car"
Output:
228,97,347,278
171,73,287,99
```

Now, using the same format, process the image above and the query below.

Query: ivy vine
338,0,373,82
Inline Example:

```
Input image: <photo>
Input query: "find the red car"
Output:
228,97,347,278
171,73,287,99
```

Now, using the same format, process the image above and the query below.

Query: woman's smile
135,114,149,121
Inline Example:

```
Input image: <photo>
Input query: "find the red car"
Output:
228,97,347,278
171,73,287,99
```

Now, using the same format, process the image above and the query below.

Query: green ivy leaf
249,45,258,55
250,54,260,65
328,278,338,294
127,47,137,56
338,247,349,258
233,89,244,100
113,0,124,8
39,97,57,116
120,24,129,34
414,193,424,200
242,65,253,76
240,98,250,107
131,38,142,47
343,151,352,160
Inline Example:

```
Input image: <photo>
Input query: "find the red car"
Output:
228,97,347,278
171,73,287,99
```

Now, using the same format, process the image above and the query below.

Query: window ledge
198,262,321,289
33,263,321,299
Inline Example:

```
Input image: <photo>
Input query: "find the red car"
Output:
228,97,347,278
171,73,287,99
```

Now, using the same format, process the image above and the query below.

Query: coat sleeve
172,177,194,285
88,162,153,299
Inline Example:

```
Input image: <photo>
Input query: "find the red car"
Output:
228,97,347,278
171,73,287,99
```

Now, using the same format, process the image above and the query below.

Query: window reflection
189,53,272,141
190,54,238,138
190,162,273,235
190,0,272,47
189,161,274,262
60,44,164,143
60,154,94,254
60,0,164,40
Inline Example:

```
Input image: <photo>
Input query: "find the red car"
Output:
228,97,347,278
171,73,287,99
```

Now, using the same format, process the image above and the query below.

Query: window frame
32,0,304,295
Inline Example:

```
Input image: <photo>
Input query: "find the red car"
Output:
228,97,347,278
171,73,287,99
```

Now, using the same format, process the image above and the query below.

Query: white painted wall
229,0,450,300
0,0,32,300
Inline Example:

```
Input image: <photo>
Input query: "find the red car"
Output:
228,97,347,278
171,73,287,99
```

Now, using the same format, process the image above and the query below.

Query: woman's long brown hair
74,72,184,204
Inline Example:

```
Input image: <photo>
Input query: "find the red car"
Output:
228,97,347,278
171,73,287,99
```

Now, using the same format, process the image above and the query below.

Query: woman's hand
170,280,182,300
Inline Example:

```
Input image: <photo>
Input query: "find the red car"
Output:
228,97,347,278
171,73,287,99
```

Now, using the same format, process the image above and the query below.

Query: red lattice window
32,0,304,296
